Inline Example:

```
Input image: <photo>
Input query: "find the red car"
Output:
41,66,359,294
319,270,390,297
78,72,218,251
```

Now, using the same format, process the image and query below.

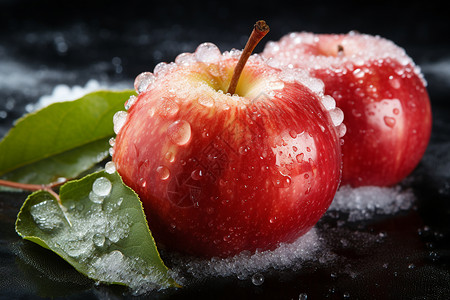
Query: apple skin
113,45,342,258
263,32,432,187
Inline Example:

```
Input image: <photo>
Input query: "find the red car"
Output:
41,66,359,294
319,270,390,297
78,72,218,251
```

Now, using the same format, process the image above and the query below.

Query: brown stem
0,178,67,192
337,44,344,55
0,179,44,191
227,20,270,95
0,178,67,205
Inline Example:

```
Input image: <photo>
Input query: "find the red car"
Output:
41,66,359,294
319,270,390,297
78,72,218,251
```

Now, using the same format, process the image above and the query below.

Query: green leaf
15,171,180,293
0,90,134,185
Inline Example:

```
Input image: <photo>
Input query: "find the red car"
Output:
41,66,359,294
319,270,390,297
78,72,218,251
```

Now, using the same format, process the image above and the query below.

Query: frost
329,185,415,221
30,200,64,231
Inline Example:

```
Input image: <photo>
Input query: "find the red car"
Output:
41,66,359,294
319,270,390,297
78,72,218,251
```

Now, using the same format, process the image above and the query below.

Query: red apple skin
113,57,342,258
263,33,432,187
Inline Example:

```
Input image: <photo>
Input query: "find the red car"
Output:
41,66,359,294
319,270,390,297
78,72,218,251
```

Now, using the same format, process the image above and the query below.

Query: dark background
0,0,449,299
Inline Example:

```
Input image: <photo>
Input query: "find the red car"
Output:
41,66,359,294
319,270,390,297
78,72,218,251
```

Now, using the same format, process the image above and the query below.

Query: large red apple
263,32,432,187
112,33,344,257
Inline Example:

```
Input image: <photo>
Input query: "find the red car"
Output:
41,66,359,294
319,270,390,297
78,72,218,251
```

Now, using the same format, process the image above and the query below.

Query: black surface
1,1,450,299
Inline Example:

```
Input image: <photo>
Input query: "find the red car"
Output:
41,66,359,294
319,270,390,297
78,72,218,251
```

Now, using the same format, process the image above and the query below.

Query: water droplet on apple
191,169,203,180
156,166,170,180
239,145,249,155
198,97,215,107
296,153,305,163
389,76,401,89
321,95,336,110
384,116,396,128
167,120,192,146
165,151,175,163
125,95,137,110
134,72,155,93
393,108,400,115
109,137,115,146
195,42,221,63
289,130,297,139
329,108,344,126
175,52,196,66
353,68,365,78
153,62,169,76
113,111,128,134
337,123,347,138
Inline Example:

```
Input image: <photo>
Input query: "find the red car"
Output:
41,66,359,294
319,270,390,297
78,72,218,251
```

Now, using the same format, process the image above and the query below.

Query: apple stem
227,20,270,95
337,44,344,55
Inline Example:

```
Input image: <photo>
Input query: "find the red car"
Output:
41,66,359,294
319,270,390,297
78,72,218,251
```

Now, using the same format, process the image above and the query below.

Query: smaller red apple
263,32,432,187
112,22,345,257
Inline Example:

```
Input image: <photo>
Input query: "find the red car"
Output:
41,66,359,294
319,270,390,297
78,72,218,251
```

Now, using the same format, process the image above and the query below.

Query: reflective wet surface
1,1,449,299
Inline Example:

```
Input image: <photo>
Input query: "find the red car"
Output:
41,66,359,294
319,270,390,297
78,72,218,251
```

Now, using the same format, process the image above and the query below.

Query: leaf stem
227,20,270,95
0,178,67,192
0,178,72,226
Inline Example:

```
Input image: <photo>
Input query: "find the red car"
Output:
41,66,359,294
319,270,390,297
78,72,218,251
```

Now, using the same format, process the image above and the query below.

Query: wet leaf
0,90,134,186
15,171,180,293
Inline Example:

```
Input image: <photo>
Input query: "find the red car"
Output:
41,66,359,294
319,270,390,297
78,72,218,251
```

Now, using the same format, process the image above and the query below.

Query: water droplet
89,191,105,204
337,123,347,138
153,62,169,76
125,95,137,110
239,145,249,155
113,111,128,134
384,116,396,128
105,197,123,213
191,169,203,180
198,97,215,107
251,273,264,286
93,233,106,247
393,108,400,115
30,200,64,231
353,68,365,78
321,95,336,110
105,161,116,174
289,130,297,139
134,72,155,93
158,98,179,118
175,52,196,66
167,120,192,146
389,76,401,89
165,151,175,163
329,108,344,127
299,293,308,300
156,166,170,180
296,153,305,163
92,177,112,197
195,42,221,63
109,137,115,146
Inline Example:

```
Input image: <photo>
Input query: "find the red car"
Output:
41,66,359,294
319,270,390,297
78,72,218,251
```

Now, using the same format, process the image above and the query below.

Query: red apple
112,25,344,257
263,32,432,187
